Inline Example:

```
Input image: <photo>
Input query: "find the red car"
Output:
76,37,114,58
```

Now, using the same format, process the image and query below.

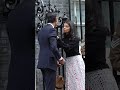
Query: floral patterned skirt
85,69,119,90
65,55,85,90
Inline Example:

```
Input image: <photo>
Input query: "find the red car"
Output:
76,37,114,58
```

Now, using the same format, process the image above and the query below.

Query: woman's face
63,23,70,33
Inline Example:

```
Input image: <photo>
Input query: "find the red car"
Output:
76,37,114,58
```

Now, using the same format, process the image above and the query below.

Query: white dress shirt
48,23,54,28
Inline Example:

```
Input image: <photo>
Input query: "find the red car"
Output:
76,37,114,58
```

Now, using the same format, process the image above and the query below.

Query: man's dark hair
46,12,57,23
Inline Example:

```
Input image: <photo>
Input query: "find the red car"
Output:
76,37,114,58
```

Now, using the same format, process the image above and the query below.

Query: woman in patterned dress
57,20,85,90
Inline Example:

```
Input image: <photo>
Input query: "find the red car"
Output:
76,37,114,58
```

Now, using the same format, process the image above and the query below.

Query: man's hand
59,60,65,65
59,57,65,65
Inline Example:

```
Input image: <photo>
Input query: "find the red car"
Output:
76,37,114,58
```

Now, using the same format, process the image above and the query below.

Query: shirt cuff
59,57,63,61
57,36,59,39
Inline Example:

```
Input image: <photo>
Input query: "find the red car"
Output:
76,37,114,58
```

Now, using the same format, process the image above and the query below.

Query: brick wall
43,0,69,17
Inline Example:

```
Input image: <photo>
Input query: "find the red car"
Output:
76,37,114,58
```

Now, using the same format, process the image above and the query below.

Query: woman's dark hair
63,20,75,38
86,0,103,32
46,12,57,23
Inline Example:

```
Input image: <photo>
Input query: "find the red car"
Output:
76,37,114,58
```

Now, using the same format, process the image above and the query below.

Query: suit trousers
41,68,56,90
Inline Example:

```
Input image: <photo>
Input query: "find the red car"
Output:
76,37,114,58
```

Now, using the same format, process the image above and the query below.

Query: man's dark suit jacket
37,24,61,71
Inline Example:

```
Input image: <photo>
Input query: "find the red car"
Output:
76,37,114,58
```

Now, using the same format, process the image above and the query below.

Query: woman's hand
57,61,62,67
81,45,85,56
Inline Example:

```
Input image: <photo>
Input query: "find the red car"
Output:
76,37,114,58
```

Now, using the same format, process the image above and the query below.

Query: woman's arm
57,37,80,50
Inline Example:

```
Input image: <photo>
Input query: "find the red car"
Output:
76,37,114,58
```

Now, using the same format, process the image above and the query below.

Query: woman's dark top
57,35,80,57
85,27,109,72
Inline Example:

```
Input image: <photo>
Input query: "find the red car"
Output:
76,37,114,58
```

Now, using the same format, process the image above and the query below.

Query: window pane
70,0,85,40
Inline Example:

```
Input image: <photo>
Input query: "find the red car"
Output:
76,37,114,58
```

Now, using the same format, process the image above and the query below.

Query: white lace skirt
65,55,85,90
86,69,119,90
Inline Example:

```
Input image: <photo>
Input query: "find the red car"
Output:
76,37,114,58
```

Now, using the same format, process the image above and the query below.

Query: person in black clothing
85,26,119,90
57,20,85,90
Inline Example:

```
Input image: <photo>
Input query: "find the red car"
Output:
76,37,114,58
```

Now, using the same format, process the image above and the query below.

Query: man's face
54,17,58,28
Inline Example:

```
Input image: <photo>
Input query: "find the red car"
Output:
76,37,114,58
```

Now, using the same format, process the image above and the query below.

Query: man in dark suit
37,13,65,90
